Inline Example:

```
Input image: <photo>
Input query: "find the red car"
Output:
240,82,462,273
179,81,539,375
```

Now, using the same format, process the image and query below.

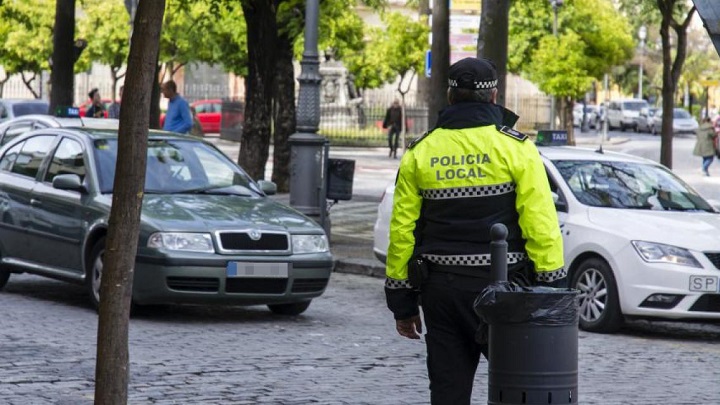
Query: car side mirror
551,191,568,212
52,174,86,193
257,180,277,196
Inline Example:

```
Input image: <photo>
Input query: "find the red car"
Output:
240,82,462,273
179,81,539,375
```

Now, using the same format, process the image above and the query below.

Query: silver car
0,99,50,123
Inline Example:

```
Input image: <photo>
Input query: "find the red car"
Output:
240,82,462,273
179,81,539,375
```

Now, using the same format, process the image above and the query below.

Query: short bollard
475,223,579,405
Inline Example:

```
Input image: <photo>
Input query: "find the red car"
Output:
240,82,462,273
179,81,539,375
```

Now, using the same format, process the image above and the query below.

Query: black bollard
490,224,508,282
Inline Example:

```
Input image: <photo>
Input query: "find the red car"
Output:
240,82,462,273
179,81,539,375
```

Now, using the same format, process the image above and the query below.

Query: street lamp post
638,25,647,100
288,0,330,235
549,0,563,129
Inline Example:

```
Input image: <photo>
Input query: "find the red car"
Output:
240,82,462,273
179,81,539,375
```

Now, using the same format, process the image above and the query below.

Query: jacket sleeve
385,151,422,319
511,141,566,284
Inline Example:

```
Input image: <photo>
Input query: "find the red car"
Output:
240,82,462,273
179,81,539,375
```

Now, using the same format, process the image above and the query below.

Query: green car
0,128,333,315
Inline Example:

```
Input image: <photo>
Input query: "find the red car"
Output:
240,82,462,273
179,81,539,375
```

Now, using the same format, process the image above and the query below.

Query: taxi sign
536,130,568,146
56,106,80,118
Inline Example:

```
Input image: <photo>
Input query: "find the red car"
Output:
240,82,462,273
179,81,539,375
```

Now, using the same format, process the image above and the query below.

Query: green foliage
509,0,634,98
0,0,54,75
345,12,428,92
77,0,130,75
160,0,223,74
525,32,593,98
345,26,396,91
212,2,247,76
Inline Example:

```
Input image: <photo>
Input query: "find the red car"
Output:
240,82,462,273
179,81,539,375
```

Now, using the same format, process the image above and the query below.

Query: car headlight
147,232,215,253
631,241,701,268
292,234,329,254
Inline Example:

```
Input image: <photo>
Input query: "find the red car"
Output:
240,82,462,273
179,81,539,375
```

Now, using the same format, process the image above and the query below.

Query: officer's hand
396,315,423,340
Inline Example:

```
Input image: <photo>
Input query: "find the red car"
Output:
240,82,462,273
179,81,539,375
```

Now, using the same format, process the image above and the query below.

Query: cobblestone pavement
2,272,720,404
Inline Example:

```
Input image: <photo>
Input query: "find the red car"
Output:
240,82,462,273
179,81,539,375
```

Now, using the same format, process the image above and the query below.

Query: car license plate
226,262,289,278
689,275,719,293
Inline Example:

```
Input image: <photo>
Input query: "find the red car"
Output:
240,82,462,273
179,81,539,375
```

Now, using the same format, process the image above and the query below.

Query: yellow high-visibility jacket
385,103,564,319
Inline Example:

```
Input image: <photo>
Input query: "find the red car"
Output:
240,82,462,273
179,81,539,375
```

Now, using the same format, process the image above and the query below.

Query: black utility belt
426,262,492,279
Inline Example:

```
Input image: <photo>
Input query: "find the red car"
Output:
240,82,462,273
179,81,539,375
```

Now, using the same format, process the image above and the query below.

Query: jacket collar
433,102,519,130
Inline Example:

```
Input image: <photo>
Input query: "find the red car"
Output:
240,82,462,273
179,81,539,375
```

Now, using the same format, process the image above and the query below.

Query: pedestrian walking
383,99,403,158
161,80,193,134
384,57,565,405
107,85,123,119
85,88,106,118
693,117,717,176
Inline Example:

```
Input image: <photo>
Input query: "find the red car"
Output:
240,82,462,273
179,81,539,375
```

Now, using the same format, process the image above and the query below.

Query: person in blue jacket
161,80,192,134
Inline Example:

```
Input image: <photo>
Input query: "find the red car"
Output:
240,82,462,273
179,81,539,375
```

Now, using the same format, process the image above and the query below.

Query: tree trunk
563,97,575,146
658,0,695,169
110,68,118,103
93,1,165,404
240,0,276,181
149,63,162,129
49,0,76,114
272,32,295,192
0,75,9,98
477,0,510,107
416,0,431,105
428,0,449,129
659,12,674,168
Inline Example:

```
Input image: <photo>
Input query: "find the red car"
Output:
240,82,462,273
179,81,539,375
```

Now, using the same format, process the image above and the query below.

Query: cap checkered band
448,78,498,89
424,252,528,267
421,183,515,200
385,277,413,289
535,267,567,283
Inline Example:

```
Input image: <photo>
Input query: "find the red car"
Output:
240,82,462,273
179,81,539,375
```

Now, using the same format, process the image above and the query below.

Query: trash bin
220,99,244,142
326,158,354,201
474,223,579,405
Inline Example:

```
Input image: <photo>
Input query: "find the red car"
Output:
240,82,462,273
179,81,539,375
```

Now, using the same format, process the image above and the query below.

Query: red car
191,99,223,133
78,99,113,118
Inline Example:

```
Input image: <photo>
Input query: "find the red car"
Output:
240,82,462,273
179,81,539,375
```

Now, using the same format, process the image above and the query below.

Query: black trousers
421,271,491,405
388,126,400,153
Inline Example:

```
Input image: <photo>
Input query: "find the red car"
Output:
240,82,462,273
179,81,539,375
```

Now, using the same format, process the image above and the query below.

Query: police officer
384,57,565,405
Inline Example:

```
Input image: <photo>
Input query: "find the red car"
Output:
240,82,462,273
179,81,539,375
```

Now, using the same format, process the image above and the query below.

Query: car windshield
673,109,692,119
93,138,261,196
623,102,646,111
553,160,714,212
13,102,49,116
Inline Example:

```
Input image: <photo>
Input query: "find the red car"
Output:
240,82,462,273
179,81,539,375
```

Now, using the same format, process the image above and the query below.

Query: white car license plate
689,275,719,292
226,262,289,278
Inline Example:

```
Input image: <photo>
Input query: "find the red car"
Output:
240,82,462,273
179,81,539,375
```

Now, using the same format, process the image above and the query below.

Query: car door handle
30,198,42,206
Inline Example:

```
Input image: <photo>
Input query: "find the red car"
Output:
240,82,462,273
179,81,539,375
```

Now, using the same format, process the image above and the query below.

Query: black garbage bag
474,281,579,326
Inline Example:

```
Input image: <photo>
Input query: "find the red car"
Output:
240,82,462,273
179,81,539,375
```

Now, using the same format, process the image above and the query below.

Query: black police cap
448,57,498,90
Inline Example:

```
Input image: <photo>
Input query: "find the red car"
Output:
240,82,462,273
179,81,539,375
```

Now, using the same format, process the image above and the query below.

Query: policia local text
430,153,490,180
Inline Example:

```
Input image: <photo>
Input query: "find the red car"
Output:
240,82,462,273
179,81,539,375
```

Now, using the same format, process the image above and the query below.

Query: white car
650,108,699,136
572,104,599,129
373,145,720,333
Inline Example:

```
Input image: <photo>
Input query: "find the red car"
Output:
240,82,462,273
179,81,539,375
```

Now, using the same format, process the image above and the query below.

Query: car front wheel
571,258,623,333
0,269,9,290
87,237,105,310
268,301,311,316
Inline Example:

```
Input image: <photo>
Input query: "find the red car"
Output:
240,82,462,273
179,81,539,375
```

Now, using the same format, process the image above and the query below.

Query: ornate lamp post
288,0,330,234
549,0,563,129
638,25,647,100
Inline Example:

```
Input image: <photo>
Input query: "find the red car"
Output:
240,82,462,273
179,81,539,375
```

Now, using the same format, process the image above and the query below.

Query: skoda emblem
248,229,262,241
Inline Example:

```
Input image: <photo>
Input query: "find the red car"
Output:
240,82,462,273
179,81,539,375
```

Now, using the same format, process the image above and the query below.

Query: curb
334,258,385,278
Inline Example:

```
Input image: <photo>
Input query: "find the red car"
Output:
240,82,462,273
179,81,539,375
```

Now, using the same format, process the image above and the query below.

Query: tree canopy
510,0,635,99
0,0,55,97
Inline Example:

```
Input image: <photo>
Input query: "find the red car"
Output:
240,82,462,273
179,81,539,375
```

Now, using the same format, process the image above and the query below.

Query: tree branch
20,72,39,99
